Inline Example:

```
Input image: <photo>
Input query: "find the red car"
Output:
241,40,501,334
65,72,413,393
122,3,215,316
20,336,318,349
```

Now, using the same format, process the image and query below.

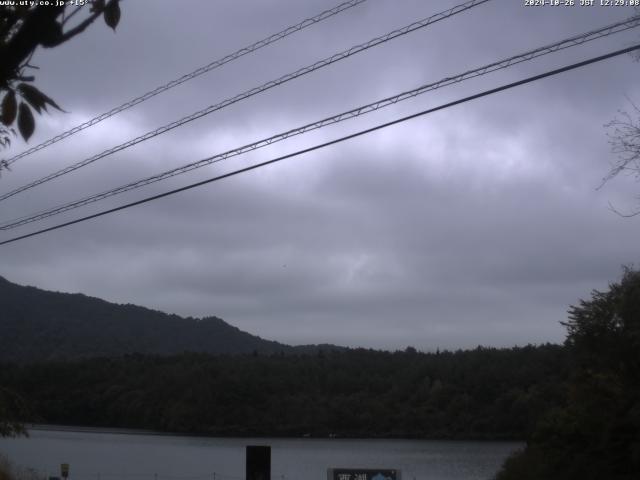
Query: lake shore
1,428,522,480
25,423,524,442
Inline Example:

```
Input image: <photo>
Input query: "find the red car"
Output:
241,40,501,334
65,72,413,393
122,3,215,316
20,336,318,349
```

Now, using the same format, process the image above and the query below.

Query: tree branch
61,5,84,27
607,200,640,218
0,6,64,83
51,3,106,47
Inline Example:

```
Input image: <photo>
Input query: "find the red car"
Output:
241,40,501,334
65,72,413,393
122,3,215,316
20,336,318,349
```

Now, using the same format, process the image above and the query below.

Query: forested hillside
0,276,312,361
0,345,567,439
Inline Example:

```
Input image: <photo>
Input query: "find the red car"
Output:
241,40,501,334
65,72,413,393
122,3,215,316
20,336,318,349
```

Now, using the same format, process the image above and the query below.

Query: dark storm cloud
1,0,639,349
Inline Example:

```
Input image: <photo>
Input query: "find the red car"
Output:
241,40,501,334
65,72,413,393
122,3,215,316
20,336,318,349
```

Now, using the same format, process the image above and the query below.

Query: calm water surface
0,428,521,480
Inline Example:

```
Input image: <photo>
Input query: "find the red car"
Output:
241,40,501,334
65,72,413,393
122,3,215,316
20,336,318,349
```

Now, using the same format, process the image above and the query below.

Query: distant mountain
0,276,334,362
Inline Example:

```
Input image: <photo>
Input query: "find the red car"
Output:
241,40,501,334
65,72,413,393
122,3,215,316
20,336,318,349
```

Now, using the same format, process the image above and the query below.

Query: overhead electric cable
2,14,638,230
2,0,370,166
1,43,638,247
0,0,491,202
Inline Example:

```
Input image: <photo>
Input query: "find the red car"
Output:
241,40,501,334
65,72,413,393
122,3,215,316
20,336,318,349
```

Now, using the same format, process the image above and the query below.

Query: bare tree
603,101,640,216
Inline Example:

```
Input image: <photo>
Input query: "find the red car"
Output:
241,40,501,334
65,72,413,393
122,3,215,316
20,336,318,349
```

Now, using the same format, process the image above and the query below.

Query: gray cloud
1,0,639,350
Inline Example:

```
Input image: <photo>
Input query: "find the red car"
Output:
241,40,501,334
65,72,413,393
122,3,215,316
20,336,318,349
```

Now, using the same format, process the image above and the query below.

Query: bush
0,455,43,480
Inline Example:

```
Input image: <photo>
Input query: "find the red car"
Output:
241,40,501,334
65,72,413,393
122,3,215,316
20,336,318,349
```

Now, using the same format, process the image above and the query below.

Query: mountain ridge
0,275,339,362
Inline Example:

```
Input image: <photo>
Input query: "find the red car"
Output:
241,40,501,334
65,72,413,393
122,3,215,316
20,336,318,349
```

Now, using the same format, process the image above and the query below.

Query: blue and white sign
328,468,399,480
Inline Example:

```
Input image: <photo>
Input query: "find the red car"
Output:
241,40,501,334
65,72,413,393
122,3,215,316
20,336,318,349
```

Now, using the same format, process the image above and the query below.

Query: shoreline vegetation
0,344,567,441
494,268,640,480
23,423,527,442
0,454,43,480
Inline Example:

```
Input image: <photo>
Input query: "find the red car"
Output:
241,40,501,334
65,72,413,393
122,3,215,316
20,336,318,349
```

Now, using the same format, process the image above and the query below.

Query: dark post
246,445,270,480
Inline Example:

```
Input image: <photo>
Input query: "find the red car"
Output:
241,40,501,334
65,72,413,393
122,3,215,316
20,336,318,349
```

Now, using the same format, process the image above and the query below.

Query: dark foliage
0,344,567,439
0,387,31,437
496,267,640,480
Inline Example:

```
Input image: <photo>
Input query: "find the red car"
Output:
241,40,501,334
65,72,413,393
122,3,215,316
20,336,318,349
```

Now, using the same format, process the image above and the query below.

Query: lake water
0,428,521,480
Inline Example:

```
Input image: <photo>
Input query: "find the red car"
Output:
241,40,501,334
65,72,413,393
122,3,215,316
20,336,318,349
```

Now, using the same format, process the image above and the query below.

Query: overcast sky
1,0,639,350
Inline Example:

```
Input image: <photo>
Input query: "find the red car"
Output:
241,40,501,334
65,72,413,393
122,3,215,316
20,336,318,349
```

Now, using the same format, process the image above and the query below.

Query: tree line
0,344,567,440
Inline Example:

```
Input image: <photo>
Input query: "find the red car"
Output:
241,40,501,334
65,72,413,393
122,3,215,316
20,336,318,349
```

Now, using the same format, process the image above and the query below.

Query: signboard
328,469,399,480
60,464,69,479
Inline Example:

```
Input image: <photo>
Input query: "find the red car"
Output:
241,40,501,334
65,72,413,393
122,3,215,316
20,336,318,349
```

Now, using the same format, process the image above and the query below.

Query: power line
2,14,638,230
1,43,638,247
1,0,370,167
0,0,491,203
